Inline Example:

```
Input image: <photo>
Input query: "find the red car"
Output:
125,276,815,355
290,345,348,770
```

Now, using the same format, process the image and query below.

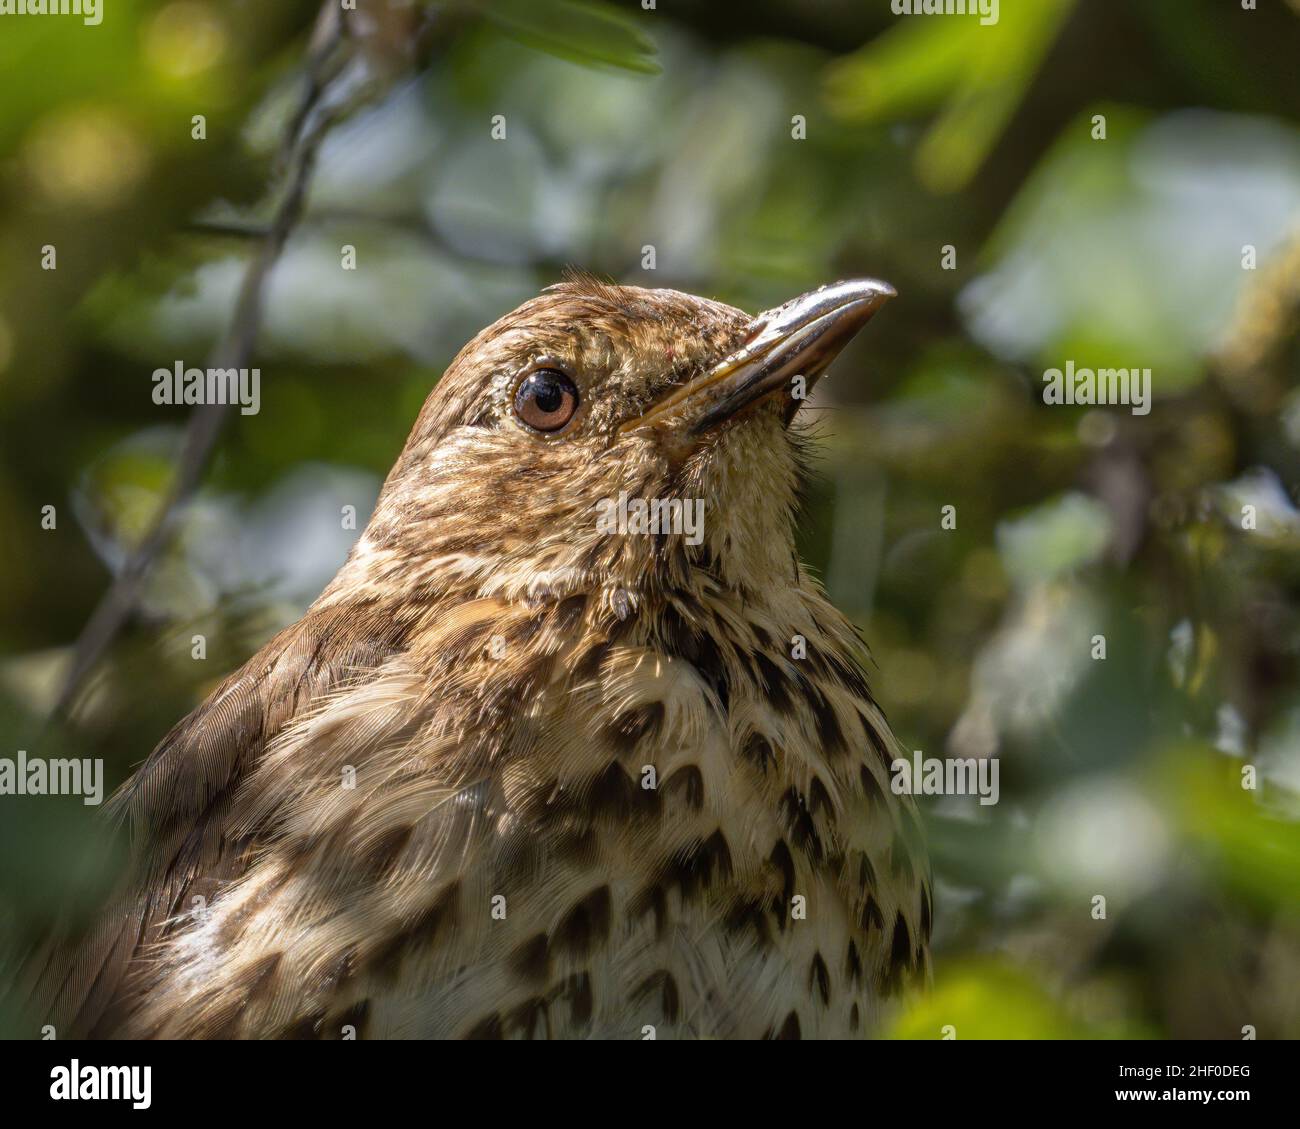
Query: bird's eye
513,368,579,432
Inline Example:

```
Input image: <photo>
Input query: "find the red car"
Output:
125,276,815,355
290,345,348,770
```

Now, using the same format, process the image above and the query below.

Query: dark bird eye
514,369,579,432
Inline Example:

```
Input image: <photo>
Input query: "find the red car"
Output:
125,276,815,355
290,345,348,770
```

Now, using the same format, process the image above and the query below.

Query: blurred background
2,0,1299,1038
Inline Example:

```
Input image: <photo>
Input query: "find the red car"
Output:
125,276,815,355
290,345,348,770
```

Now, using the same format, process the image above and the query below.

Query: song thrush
30,273,931,1039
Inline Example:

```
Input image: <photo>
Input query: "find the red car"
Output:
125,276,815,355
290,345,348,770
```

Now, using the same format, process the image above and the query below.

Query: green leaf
824,0,1075,192
1166,747,1300,912
888,960,1129,1039
465,0,659,75
997,492,1112,589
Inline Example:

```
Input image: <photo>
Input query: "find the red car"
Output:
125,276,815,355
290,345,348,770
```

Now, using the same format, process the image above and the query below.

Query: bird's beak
623,278,895,436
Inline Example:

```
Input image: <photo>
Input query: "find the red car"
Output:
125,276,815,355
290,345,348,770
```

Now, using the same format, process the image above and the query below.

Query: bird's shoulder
27,596,419,1036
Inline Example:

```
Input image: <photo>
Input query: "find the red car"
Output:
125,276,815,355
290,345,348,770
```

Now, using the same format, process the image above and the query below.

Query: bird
26,271,931,1039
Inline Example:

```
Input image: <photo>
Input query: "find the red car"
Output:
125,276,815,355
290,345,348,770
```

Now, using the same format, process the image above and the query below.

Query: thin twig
50,6,349,720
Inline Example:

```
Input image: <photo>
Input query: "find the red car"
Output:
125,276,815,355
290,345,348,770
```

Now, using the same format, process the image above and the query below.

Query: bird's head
344,273,893,614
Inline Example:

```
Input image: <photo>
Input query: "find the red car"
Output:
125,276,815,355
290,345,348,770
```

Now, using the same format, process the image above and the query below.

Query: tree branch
50,5,350,720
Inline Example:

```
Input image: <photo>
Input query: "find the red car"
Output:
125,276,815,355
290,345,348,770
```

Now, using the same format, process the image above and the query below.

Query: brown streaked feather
24,276,928,1039
25,601,412,1036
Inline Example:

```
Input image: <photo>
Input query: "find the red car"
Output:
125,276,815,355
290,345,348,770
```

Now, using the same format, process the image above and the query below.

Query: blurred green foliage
2,0,1300,1039
825,0,1075,192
